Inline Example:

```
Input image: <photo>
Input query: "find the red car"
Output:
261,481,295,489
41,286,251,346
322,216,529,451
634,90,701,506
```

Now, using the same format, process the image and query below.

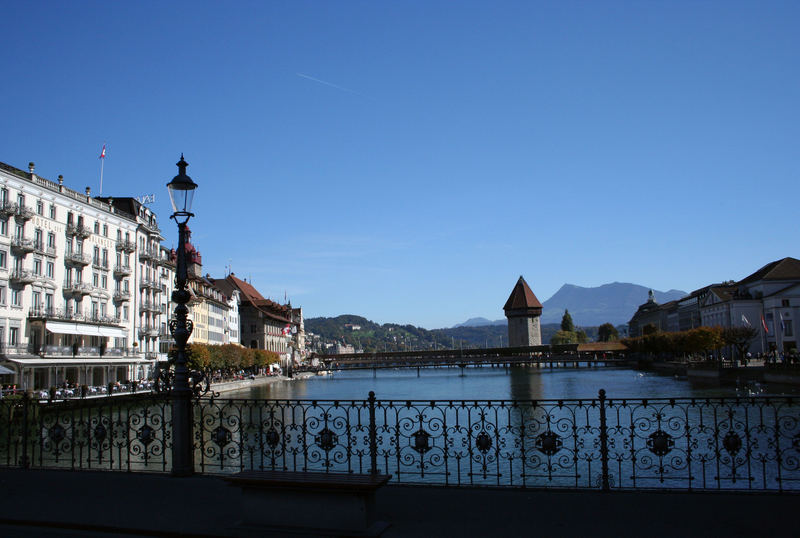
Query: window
9,327,18,346
93,246,100,265
49,204,56,219
32,291,41,310
33,258,42,276
16,194,24,207
14,224,23,239
117,229,122,241
0,250,6,269
0,188,7,203
782,299,790,307
101,274,108,289
0,219,7,236
94,221,100,234
47,232,55,249
0,286,5,304
93,273,99,287
102,248,108,266
11,289,21,307
45,293,53,310
103,224,108,237
46,262,54,278
67,212,74,225
123,305,129,321
34,228,43,250
786,320,794,337
36,201,44,215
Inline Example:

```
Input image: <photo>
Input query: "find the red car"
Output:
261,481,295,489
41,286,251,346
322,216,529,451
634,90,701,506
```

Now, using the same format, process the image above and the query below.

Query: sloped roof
212,274,290,323
738,257,800,285
503,276,543,311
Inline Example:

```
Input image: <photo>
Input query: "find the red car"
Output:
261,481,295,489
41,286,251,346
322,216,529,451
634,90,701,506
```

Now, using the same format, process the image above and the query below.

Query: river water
229,365,798,401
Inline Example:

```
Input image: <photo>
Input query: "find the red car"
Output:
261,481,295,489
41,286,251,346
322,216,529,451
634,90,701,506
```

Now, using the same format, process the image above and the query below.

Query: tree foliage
622,326,727,357
598,323,619,342
560,310,575,333
179,344,279,374
550,330,578,345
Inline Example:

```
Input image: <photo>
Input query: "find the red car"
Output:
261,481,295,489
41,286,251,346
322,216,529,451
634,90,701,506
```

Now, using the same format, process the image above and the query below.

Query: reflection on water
232,365,800,401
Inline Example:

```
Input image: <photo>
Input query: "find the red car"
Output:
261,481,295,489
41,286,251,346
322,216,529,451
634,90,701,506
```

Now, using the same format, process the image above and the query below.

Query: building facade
0,160,171,390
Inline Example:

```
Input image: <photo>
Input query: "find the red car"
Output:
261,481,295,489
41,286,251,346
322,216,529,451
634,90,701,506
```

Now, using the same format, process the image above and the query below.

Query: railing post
20,392,30,469
598,389,609,492
368,391,377,475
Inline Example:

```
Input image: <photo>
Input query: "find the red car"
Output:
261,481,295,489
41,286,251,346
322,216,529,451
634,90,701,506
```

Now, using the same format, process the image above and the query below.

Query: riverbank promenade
0,468,796,537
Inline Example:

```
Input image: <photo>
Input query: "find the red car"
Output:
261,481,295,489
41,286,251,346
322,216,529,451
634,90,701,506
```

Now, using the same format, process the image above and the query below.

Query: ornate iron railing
0,391,798,492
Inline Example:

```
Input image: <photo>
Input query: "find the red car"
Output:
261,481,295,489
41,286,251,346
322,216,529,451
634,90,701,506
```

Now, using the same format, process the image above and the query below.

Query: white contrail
296,72,369,98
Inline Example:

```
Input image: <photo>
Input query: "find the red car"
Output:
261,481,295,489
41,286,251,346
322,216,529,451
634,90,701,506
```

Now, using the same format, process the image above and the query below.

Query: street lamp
166,154,197,477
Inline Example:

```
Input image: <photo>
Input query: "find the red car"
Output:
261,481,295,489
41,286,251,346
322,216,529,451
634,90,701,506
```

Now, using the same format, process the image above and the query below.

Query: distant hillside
540,282,685,326
305,315,596,352
453,317,506,328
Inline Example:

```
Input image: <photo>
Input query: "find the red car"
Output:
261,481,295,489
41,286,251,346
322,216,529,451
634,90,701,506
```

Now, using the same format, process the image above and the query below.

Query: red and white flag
761,314,769,334
282,324,291,336
99,144,106,159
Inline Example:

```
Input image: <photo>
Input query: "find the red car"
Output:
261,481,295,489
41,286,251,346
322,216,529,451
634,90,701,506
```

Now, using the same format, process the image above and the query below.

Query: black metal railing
0,391,798,492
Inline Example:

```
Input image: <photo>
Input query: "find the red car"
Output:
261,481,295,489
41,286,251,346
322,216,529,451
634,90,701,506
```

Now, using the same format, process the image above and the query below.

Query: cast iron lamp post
166,155,197,477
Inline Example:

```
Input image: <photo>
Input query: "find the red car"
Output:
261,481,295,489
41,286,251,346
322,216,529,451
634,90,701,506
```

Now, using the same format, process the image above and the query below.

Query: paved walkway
0,469,796,537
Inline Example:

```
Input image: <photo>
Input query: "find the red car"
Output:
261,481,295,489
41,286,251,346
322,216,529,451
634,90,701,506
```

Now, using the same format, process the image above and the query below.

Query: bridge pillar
372,367,376,379
417,367,420,377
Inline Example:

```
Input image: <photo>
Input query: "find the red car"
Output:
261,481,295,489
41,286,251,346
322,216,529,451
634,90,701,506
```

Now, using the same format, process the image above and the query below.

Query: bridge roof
503,276,543,311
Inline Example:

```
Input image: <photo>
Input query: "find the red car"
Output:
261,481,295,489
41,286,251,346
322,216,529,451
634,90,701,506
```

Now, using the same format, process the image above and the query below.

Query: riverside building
0,160,172,390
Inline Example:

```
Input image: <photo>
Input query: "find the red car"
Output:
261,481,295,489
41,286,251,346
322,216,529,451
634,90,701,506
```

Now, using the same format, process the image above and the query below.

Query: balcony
113,290,131,302
116,239,136,252
157,255,175,268
66,223,92,238
33,241,57,257
0,200,14,218
92,258,110,271
13,203,34,221
28,307,123,326
140,300,159,312
65,251,91,266
138,325,159,338
140,277,159,290
62,281,93,295
140,221,161,235
114,264,132,277
138,249,157,261
10,237,35,254
10,269,35,285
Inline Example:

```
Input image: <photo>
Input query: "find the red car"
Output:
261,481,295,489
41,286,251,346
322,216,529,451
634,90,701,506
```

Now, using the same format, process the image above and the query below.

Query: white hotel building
0,160,173,390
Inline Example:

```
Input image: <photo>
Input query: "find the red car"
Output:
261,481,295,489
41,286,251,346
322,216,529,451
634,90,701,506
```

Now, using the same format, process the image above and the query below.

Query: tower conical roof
503,276,543,311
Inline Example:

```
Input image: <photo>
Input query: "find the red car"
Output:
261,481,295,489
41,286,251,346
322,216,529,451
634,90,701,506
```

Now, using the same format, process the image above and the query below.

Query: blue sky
2,2,798,328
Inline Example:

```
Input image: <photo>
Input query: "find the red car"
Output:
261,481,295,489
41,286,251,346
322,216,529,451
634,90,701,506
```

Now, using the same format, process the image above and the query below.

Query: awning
0,365,14,374
45,321,126,338
6,357,153,367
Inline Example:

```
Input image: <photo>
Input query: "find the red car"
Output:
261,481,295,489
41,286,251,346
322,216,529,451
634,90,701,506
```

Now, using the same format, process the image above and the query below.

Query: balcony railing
26,344,141,357
116,239,136,252
10,237,35,253
113,264,132,277
0,200,14,217
138,325,159,338
113,290,131,302
140,278,159,289
66,223,92,238
157,255,175,268
10,269,35,284
65,251,91,266
33,241,57,257
138,249,155,261
12,203,34,221
140,300,159,312
28,307,123,326
62,281,94,295
92,259,110,271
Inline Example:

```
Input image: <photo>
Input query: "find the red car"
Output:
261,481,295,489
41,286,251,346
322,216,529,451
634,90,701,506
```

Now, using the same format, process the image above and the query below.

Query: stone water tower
503,276,543,346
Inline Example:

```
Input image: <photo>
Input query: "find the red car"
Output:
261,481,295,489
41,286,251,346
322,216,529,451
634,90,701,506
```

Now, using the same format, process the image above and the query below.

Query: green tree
598,323,619,342
550,330,578,345
722,326,759,362
560,310,575,332
576,329,588,344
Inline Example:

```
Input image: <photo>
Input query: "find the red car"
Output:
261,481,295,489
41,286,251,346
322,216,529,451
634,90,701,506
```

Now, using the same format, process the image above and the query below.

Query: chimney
85,186,91,202
28,162,36,181
108,196,114,213
58,175,64,192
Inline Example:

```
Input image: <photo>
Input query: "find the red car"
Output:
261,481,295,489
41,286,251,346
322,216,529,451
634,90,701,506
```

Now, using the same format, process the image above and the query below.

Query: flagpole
99,157,104,196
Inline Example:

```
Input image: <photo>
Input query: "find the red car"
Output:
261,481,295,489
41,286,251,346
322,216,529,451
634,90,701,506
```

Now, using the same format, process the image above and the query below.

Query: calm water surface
231,365,798,401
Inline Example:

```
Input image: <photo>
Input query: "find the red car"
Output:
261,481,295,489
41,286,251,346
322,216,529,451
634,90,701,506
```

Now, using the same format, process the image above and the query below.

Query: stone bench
224,470,391,536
